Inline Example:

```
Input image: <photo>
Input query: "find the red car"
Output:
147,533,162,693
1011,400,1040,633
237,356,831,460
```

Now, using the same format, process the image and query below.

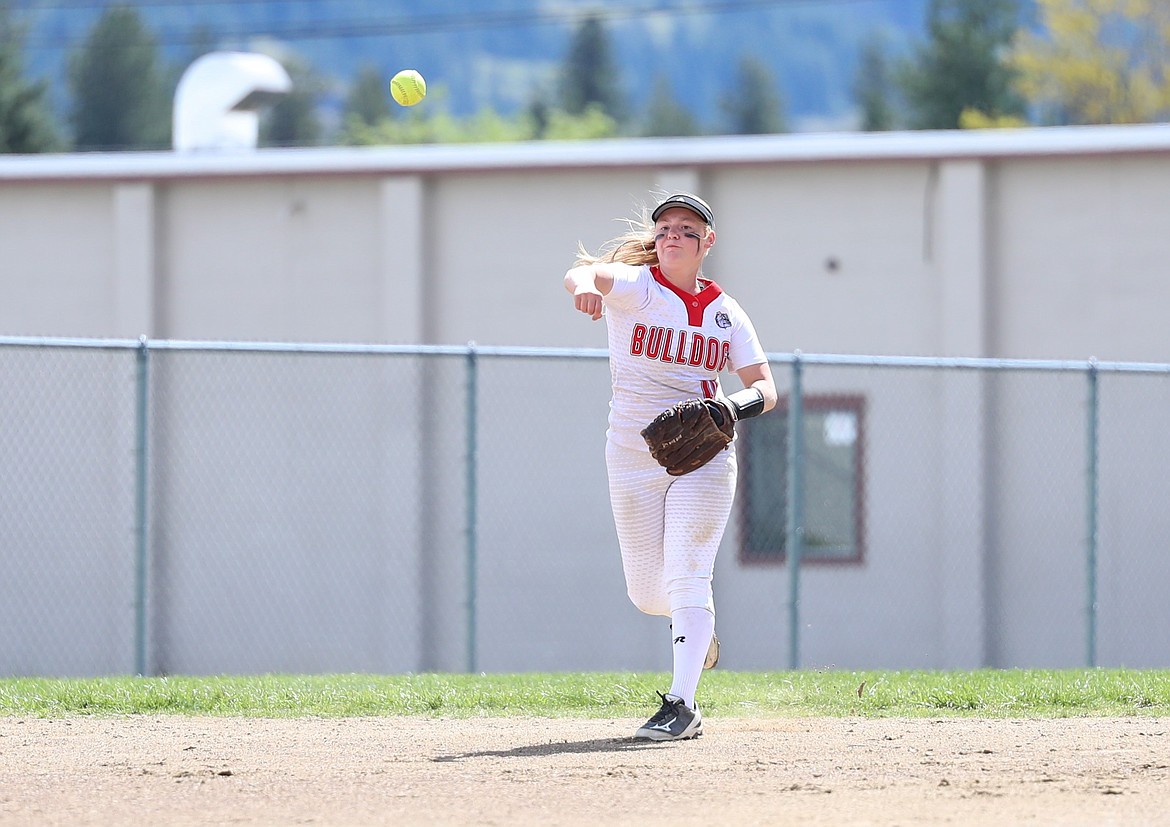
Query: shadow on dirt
433,737,680,761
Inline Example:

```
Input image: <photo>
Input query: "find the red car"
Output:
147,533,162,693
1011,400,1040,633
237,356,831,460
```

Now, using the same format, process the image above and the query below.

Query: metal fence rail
772,351,1170,670
3,336,1169,677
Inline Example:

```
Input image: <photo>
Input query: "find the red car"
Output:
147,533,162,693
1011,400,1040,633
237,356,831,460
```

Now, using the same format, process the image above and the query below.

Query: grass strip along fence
2,670,1169,719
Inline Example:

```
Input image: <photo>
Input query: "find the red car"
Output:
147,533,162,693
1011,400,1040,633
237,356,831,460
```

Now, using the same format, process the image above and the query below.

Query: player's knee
667,577,713,614
626,587,669,617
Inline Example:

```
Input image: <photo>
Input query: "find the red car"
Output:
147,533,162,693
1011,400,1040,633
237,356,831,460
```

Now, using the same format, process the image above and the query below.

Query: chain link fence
3,337,1169,677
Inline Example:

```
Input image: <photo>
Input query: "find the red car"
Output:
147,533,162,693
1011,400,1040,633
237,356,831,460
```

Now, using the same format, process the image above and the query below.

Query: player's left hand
640,398,735,476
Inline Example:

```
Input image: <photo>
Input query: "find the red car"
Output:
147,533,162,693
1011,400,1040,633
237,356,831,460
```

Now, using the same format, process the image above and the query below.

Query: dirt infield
2,715,1168,825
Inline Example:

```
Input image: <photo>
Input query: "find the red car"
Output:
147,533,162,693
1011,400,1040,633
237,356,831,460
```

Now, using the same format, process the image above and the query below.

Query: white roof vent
173,52,292,152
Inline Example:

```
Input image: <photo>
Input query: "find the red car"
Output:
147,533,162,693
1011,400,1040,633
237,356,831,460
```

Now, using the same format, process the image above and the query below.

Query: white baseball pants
605,440,737,617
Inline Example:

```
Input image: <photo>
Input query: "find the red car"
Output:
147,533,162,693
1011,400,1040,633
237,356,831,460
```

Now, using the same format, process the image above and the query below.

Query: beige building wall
3,125,1170,675
6,128,1170,360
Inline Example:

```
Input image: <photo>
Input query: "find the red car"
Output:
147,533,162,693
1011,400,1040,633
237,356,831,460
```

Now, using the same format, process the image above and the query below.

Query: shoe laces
646,692,680,725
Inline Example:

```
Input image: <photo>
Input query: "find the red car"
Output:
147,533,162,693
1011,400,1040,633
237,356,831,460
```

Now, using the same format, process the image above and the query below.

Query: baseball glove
640,398,735,476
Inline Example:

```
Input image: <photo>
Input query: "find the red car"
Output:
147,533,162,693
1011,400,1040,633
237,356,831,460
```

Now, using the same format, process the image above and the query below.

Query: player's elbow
564,266,589,294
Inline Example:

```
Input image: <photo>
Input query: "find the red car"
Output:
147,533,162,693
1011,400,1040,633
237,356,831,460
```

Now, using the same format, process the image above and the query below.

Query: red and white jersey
603,264,767,451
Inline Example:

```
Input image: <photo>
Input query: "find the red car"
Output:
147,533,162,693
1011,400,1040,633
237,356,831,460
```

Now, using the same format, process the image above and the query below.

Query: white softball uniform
603,265,766,450
601,265,767,617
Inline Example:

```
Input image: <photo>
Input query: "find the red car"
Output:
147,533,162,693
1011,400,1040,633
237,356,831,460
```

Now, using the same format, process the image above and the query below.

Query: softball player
564,192,777,740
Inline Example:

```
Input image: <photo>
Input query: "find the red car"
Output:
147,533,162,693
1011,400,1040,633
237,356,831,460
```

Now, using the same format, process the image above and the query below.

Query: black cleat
634,692,703,741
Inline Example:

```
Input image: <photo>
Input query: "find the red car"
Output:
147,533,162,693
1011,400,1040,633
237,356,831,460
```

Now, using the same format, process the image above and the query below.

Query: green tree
558,15,626,125
642,75,700,137
525,94,551,139
855,34,897,131
1012,0,1170,125
0,3,60,152
542,104,618,140
722,56,786,134
68,5,170,150
342,95,617,146
261,56,323,147
345,64,393,129
898,0,1026,129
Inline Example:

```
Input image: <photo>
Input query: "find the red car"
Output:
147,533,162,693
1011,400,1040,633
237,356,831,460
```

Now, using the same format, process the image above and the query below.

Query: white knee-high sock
668,606,714,709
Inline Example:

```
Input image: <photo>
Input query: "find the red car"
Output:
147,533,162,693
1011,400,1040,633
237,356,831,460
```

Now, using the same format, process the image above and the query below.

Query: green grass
3,670,1170,719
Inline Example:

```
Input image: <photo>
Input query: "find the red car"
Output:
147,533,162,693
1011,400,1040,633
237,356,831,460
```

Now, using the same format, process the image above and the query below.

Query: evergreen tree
642,75,700,137
558,15,626,124
261,56,323,147
898,0,1026,129
68,6,171,150
0,3,60,152
345,64,393,128
722,56,786,134
855,34,897,131
525,94,551,139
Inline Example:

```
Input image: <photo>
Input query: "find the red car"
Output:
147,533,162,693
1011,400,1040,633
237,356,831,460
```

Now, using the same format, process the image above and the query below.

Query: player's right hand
573,289,604,321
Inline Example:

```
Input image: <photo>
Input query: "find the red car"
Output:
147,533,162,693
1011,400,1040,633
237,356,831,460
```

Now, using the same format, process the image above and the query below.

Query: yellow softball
390,69,427,107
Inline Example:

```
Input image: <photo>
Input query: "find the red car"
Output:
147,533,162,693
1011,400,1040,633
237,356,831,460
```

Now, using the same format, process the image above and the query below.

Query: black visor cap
651,193,715,227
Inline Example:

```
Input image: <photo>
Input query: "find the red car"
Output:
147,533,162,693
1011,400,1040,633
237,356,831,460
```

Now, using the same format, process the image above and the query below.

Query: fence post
786,352,805,670
465,342,479,674
133,336,150,677
1086,359,1099,668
